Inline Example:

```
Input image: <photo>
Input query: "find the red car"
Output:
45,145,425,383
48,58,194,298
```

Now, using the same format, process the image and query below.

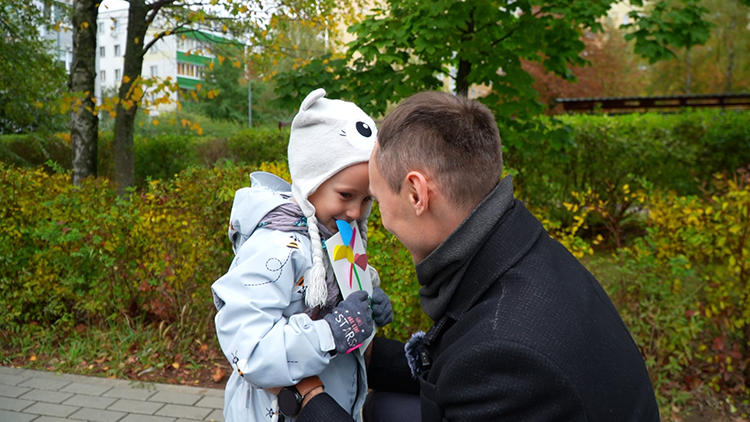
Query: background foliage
2,109,750,417
0,0,68,134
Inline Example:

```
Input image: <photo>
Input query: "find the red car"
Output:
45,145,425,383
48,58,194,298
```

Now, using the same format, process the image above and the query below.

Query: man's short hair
375,91,503,212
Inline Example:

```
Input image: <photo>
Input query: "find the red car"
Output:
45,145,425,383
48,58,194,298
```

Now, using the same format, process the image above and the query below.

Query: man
295,91,660,421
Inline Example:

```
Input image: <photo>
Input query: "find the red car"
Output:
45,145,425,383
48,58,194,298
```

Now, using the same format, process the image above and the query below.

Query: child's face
308,162,372,233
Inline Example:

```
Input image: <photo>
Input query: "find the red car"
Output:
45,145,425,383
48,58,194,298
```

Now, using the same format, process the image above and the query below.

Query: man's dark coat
300,196,660,422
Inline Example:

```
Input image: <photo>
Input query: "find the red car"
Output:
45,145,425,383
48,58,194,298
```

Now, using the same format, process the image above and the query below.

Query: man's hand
371,287,393,327
324,291,374,354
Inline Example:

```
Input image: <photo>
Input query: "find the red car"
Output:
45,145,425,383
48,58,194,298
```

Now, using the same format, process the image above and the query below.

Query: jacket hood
228,171,293,255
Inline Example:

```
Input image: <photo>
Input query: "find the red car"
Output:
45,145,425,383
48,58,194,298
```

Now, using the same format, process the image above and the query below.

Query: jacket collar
417,176,515,321
420,196,545,345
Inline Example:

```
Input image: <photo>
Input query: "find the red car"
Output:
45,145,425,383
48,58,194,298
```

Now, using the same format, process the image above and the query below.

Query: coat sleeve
367,337,420,394
211,230,336,388
297,392,354,421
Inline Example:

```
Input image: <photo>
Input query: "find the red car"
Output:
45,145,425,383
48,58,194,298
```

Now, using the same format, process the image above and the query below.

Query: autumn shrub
0,161,427,344
4,160,750,413
0,163,246,338
647,169,750,394
601,168,750,412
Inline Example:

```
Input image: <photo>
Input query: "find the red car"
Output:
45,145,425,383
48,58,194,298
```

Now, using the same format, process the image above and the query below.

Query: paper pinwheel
332,220,368,290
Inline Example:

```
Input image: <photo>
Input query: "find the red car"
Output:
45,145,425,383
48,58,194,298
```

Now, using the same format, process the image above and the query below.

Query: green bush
0,133,71,170
506,109,750,246
0,127,292,186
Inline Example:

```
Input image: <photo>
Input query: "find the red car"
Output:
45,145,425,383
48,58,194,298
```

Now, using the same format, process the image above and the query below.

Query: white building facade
95,4,231,112
32,0,74,72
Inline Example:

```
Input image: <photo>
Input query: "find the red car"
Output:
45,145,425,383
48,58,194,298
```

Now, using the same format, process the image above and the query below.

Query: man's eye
364,196,374,203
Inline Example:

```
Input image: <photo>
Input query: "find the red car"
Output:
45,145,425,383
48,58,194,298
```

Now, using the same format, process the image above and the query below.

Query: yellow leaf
152,119,159,126
81,21,90,29
123,75,131,83
31,355,37,361
172,362,180,369
233,61,241,69
135,37,140,44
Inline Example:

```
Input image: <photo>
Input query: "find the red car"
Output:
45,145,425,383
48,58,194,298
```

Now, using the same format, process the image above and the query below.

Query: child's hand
371,287,393,327
324,291,374,354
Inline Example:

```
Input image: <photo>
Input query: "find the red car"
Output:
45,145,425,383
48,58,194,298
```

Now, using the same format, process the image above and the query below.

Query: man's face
308,162,373,233
369,147,421,262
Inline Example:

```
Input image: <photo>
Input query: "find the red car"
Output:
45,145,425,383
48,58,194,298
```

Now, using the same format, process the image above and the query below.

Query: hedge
0,127,290,186
2,162,750,412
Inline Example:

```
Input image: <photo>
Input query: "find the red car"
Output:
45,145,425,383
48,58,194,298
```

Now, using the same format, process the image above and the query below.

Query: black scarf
416,175,515,321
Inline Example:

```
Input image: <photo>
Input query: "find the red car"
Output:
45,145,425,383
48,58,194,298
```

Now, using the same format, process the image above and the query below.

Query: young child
211,88,393,422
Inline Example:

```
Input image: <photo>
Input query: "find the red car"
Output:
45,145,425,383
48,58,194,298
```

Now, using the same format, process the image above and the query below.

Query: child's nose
346,204,362,220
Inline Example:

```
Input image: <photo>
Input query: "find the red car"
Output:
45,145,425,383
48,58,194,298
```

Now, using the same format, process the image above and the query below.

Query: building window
114,45,121,56
115,69,121,81
112,19,119,33
52,4,61,22
150,66,158,77
99,46,105,57
177,62,204,79
98,22,104,33
100,70,106,83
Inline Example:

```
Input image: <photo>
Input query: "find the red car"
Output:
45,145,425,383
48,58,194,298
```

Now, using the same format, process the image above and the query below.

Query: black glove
324,290,374,354
371,287,393,327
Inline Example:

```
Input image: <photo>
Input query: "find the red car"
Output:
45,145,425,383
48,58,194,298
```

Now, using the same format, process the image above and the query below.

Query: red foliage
523,30,646,114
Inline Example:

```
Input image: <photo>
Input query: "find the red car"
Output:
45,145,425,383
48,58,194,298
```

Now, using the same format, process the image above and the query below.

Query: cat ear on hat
300,88,327,111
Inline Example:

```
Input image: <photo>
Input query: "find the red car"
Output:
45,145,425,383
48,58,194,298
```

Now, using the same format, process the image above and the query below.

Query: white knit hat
288,88,377,308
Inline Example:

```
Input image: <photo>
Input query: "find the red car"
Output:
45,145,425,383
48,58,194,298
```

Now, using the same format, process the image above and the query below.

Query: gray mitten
371,287,393,327
324,290,374,354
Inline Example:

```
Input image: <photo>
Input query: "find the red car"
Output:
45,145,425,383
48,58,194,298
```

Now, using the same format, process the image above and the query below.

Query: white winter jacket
211,172,366,422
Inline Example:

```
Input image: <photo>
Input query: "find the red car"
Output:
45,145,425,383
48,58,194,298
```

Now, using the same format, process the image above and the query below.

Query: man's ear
404,171,430,216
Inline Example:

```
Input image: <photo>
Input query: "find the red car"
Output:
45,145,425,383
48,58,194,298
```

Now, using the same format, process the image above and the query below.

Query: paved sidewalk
0,366,225,422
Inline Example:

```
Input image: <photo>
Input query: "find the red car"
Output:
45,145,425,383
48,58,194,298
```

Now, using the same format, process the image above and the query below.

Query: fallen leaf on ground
212,366,225,383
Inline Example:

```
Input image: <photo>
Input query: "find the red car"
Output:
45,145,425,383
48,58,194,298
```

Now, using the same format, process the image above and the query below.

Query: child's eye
339,192,352,199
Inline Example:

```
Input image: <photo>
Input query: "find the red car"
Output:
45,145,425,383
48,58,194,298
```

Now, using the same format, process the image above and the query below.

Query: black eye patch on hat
356,122,373,138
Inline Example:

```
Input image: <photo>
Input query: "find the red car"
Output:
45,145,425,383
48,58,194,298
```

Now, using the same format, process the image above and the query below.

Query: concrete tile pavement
0,366,225,422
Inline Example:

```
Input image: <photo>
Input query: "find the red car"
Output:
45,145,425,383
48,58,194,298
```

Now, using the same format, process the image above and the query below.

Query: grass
1,319,230,389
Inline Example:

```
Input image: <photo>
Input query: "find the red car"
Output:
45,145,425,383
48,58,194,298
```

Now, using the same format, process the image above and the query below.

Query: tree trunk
455,9,474,97
724,8,737,93
455,58,471,97
684,49,692,95
113,0,148,196
69,0,99,185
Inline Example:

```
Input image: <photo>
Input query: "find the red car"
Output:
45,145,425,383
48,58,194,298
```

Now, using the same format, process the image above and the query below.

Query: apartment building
96,4,234,112
32,0,74,72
